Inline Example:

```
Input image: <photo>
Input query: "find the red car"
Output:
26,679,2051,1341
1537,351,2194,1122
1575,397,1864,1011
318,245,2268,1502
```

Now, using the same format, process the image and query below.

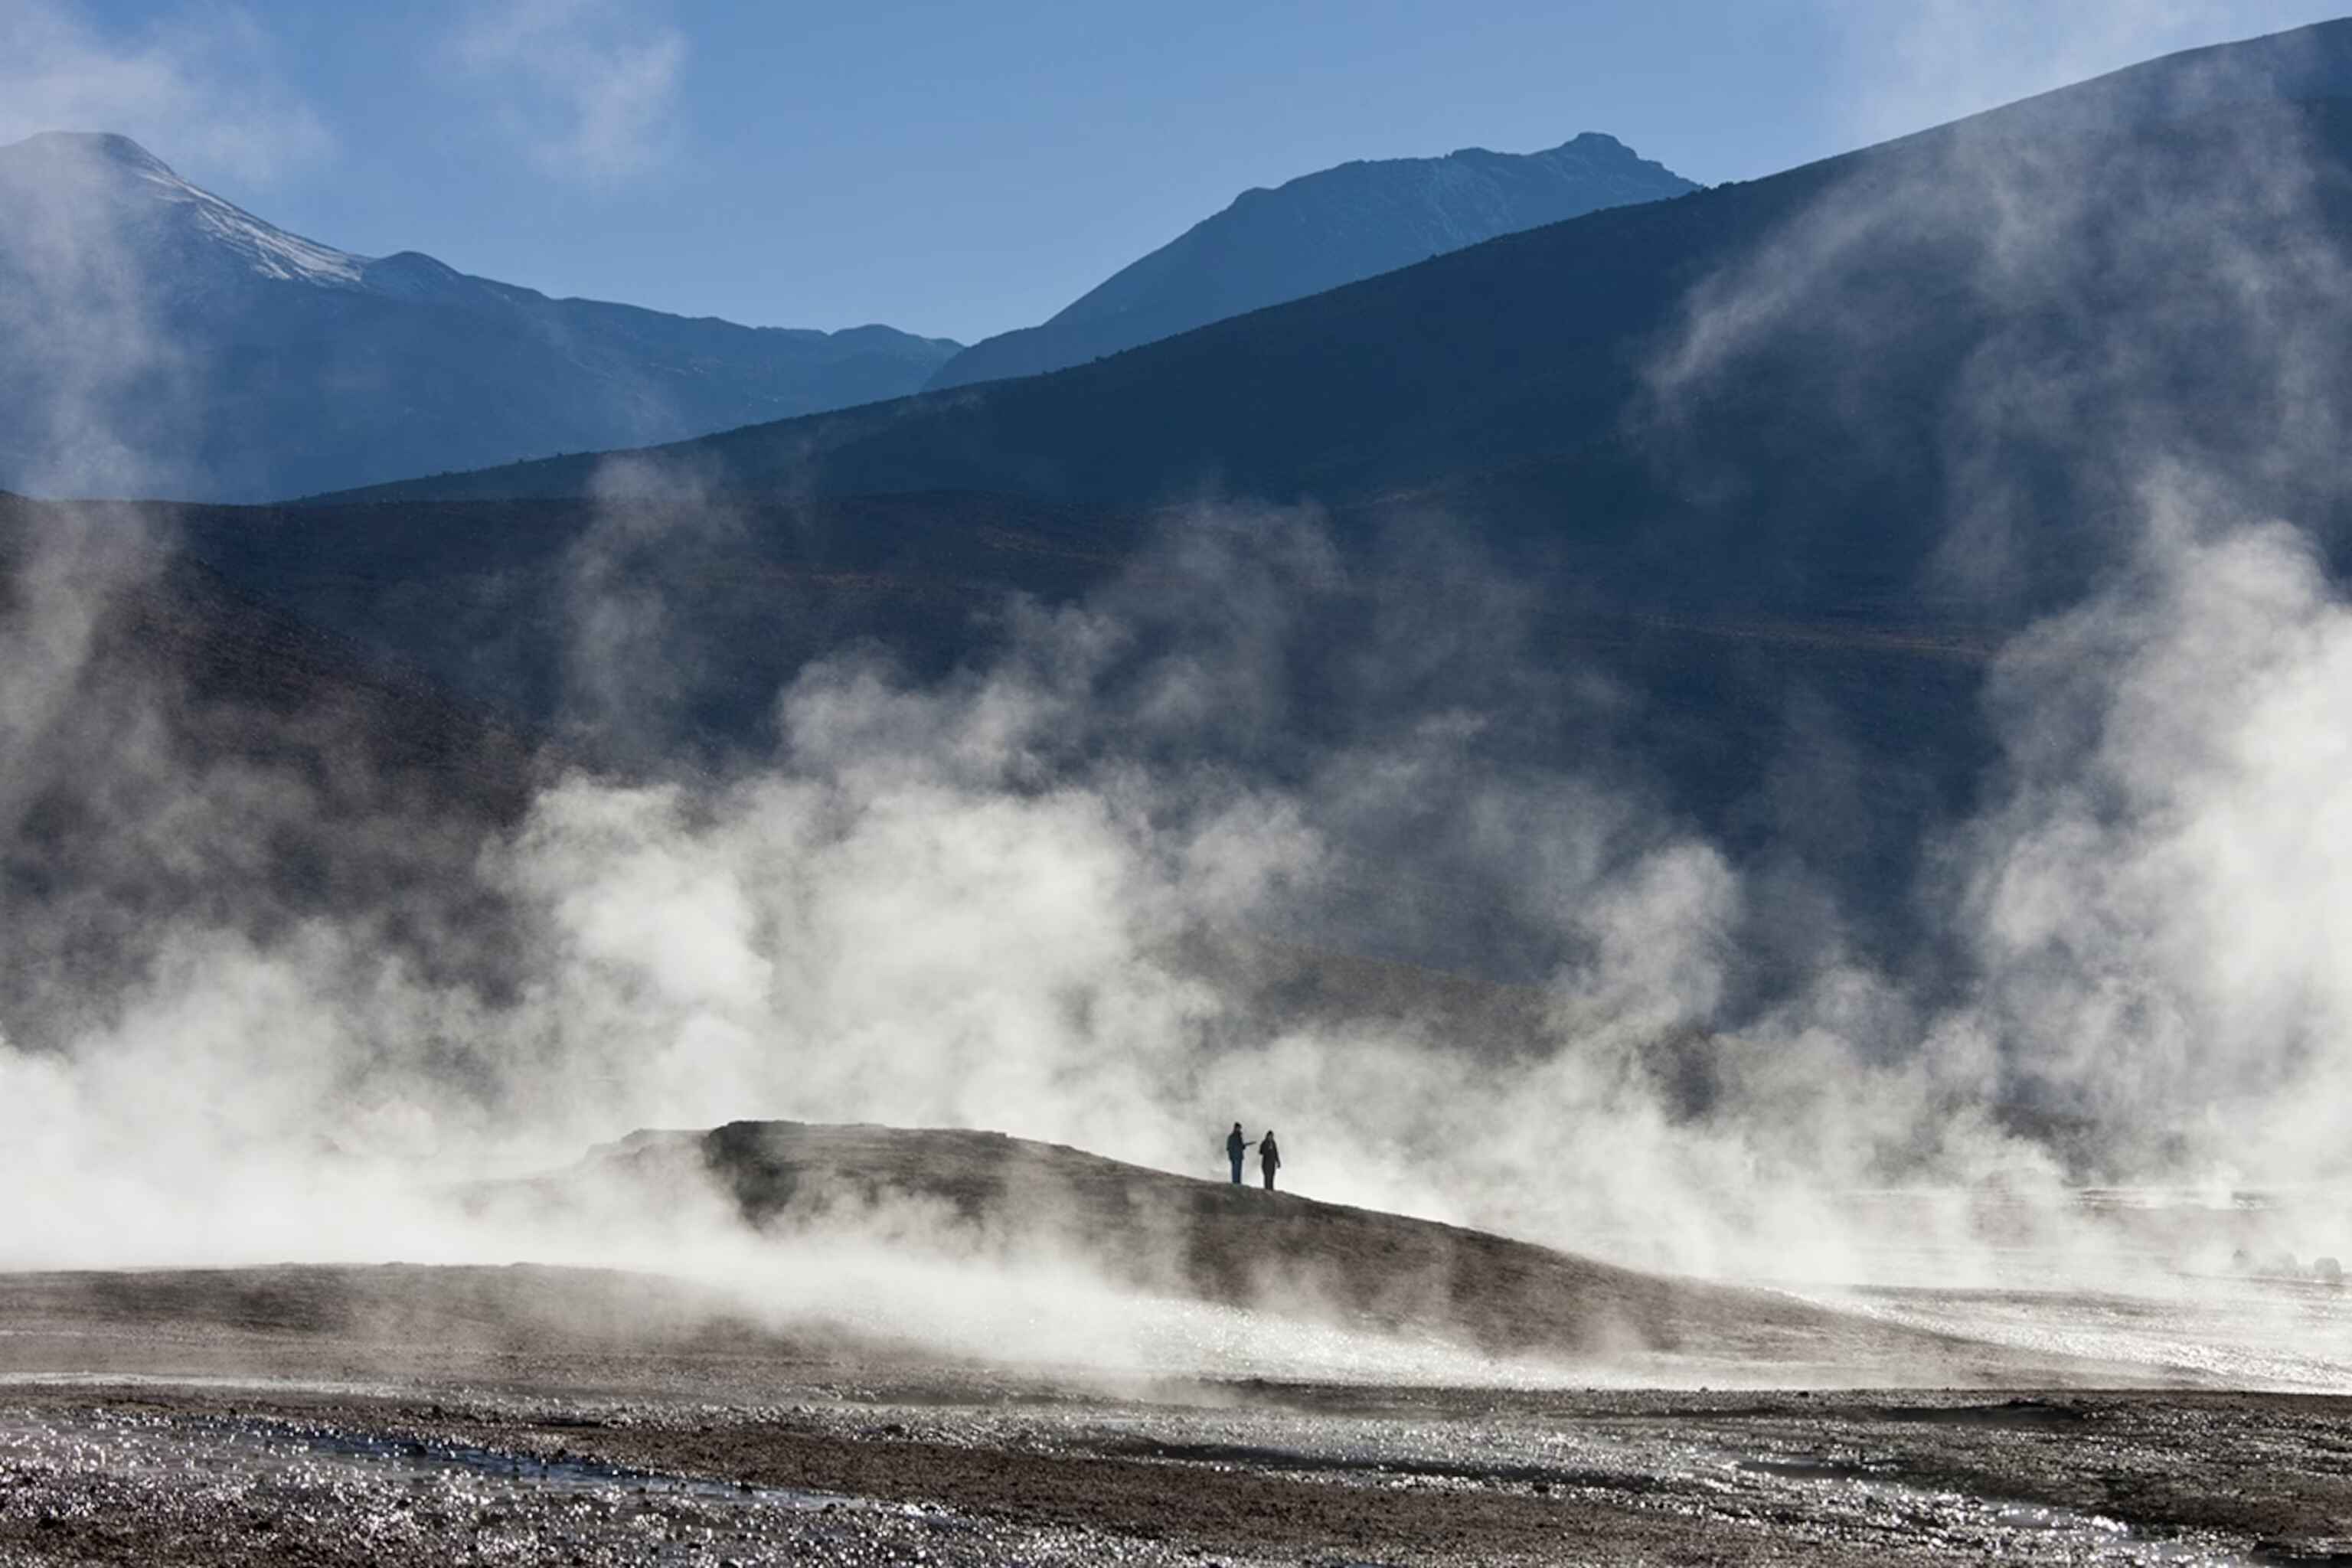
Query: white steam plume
11,6,2352,1392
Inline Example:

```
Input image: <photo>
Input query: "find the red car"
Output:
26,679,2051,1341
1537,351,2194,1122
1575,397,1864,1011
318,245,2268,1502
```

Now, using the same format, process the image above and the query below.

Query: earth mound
487,1119,2122,1383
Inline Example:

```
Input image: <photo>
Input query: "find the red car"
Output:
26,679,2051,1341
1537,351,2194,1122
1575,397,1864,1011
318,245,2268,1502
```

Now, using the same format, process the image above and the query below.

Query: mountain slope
929,132,1697,390
0,132,959,501
270,21,2352,980
326,20,2352,622
0,492,552,1050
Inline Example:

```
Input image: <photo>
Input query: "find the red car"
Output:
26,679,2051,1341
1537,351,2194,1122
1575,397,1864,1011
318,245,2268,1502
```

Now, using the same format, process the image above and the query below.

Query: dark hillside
171,488,1150,732
0,494,552,1046
112,482,1989,974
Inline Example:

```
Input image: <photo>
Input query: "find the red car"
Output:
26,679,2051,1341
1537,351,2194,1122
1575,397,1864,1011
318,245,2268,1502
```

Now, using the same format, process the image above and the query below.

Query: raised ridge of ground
494,1119,2140,1383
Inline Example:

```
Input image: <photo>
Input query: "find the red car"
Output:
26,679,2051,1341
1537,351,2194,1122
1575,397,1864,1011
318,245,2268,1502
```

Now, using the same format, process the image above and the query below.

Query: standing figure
1227,1122,1248,1185
1259,1129,1282,1192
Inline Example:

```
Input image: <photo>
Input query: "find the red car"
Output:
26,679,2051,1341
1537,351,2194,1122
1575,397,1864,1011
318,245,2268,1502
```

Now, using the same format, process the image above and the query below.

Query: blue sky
8,0,2350,341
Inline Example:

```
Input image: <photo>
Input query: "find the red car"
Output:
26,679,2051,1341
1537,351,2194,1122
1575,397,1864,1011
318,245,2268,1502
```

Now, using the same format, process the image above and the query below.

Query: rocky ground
3,1264,2348,1565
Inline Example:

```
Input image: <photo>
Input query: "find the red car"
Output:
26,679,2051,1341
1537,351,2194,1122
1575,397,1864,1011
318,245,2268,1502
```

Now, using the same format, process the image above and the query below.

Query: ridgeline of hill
468,1119,2117,1383
927,132,1696,390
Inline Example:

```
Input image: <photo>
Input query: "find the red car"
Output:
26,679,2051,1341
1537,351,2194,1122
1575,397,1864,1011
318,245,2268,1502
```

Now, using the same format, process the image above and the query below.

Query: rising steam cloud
8,8,2352,1390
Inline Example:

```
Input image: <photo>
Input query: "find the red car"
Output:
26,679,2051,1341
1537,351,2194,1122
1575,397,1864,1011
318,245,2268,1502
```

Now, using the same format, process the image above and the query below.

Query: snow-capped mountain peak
0,129,963,501
171,181,364,288
0,130,365,289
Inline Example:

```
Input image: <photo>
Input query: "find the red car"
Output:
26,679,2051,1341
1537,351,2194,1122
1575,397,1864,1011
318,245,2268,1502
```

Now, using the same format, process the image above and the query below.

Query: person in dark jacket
1259,1130,1282,1192
1227,1122,1248,1184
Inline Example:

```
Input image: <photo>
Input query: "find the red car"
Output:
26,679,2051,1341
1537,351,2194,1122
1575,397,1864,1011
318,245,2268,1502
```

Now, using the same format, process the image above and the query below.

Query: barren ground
3,1262,2347,1566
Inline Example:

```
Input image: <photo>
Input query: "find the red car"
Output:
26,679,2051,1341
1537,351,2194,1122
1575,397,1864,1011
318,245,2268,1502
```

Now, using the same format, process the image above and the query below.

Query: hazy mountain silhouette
928,132,1695,390
0,132,959,501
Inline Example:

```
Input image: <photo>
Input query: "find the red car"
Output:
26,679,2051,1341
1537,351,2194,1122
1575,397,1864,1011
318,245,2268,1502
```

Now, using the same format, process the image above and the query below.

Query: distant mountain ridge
926,132,1696,390
293,19,2352,967
0,132,960,501
331,20,2352,590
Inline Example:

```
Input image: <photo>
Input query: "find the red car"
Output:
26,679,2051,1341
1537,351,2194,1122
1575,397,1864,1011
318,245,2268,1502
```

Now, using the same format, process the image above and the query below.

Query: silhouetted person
1227,1122,1247,1184
1259,1130,1281,1192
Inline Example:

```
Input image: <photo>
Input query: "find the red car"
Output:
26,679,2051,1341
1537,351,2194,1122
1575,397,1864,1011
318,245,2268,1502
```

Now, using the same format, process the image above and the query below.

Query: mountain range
0,127,1697,504
0,132,962,501
926,132,1697,389
249,19,2352,971
329,21,2352,631
12,20,2352,1007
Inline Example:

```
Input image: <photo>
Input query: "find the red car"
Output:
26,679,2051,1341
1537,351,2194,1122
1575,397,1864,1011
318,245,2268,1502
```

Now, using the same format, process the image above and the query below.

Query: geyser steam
9,7,2352,1390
